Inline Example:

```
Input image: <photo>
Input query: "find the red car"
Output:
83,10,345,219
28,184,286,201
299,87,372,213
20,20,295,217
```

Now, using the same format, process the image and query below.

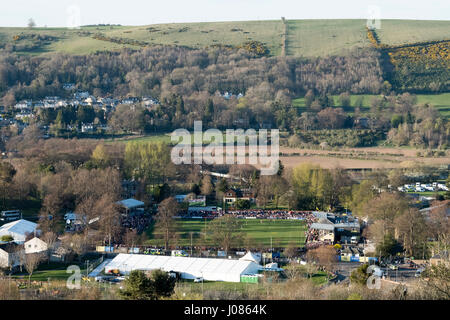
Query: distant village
0,84,247,138
0,84,164,135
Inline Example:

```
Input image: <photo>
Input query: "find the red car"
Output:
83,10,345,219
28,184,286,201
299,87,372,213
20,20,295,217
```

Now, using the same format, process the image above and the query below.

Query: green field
2,19,449,57
105,132,248,145
146,218,307,248
286,19,369,56
293,93,450,119
376,20,450,46
12,262,88,281
104,134,173,145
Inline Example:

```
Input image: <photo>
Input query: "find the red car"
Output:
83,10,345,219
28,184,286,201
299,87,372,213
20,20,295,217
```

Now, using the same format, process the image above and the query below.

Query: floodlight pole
190,232,193,256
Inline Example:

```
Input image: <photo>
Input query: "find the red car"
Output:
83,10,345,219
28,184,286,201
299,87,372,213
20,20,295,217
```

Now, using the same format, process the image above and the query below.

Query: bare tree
306,245,337,278
123,229,139,248
41,231,58,262
207,215,244,252
154,197,179,250
27,18,36,29
25,253,43,285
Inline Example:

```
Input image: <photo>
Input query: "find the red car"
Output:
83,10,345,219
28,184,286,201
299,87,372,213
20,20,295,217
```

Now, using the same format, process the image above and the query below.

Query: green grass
105,132,252,145
12,262,87,281
376,20,450,46
2,19,449,57
406,191,446,197
292,93,450,119
146,218,307,248
286,19,369,56
415,93,450,119
176,270,328,295
104,133,173,144
310,271,329,285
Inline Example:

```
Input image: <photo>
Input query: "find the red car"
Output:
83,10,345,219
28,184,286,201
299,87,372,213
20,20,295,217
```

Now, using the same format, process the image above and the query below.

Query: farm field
277,146,450,170
146,218,308,248
2,19,449,57
104,134,450,170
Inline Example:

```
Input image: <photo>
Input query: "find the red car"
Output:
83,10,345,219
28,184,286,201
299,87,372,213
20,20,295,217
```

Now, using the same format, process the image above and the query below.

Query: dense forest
0,46,383,103
0,45,448,148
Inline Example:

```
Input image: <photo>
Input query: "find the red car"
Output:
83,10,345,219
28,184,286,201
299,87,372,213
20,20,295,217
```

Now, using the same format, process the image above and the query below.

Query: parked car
388,264,398,270
194,277,204,283
415,269,424,278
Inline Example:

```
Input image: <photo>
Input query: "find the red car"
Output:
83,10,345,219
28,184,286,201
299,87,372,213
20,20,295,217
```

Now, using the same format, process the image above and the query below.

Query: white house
0,243,23,269
24,237,48,254
0,219,38,244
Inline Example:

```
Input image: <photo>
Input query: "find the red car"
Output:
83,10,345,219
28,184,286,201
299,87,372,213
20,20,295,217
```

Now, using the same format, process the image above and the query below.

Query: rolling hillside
1,19,449,57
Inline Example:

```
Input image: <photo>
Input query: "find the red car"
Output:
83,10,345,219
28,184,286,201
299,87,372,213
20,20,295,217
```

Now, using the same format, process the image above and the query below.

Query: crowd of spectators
121,214,151,233
182,209,318,220
227,209,313,220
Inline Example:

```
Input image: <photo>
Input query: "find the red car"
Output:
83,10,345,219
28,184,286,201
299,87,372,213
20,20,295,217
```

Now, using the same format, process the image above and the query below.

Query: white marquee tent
104,254,261,282
239,251,261,264
0,219,38,243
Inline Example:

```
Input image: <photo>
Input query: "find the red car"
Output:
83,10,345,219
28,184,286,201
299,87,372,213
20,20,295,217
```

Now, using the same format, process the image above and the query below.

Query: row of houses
12,92,160,111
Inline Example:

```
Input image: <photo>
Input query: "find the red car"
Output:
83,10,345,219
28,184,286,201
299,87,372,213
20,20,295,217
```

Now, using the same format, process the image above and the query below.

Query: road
330,262,420,284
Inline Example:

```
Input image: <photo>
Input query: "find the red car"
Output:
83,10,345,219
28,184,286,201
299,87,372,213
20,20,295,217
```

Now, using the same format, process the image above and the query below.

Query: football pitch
146,218,308,248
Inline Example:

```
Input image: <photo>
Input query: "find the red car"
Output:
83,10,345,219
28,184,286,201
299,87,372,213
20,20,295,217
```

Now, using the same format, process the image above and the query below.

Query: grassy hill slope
1,19,449,57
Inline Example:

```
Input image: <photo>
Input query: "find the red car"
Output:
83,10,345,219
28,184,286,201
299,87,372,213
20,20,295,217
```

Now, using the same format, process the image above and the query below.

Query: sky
1,0,449,27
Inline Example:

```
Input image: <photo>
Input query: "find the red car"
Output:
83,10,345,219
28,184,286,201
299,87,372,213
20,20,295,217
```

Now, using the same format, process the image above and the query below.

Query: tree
95,194,122,246
207,215,243,252
25,253,43,285
150,269,176,298
119,270,156,300
27,18,36,29
363,192,408,236
349,180,376,216
123,229,139,248
376,234,403,259
119,269,175,300
62,233,88,262
0,235,13,242
200,175,214,196
338,92,351,107
419,263,450,299
306,245,337,277
154,197,179,250
0,162,16,207
90,144,110,168
394,208,428,257
236,199,251,209
284,242,298,260
270,175,289,208
304,90,315,108
256,175,273,209
350,263,370,285
41,232,58,261
124,142,174,187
